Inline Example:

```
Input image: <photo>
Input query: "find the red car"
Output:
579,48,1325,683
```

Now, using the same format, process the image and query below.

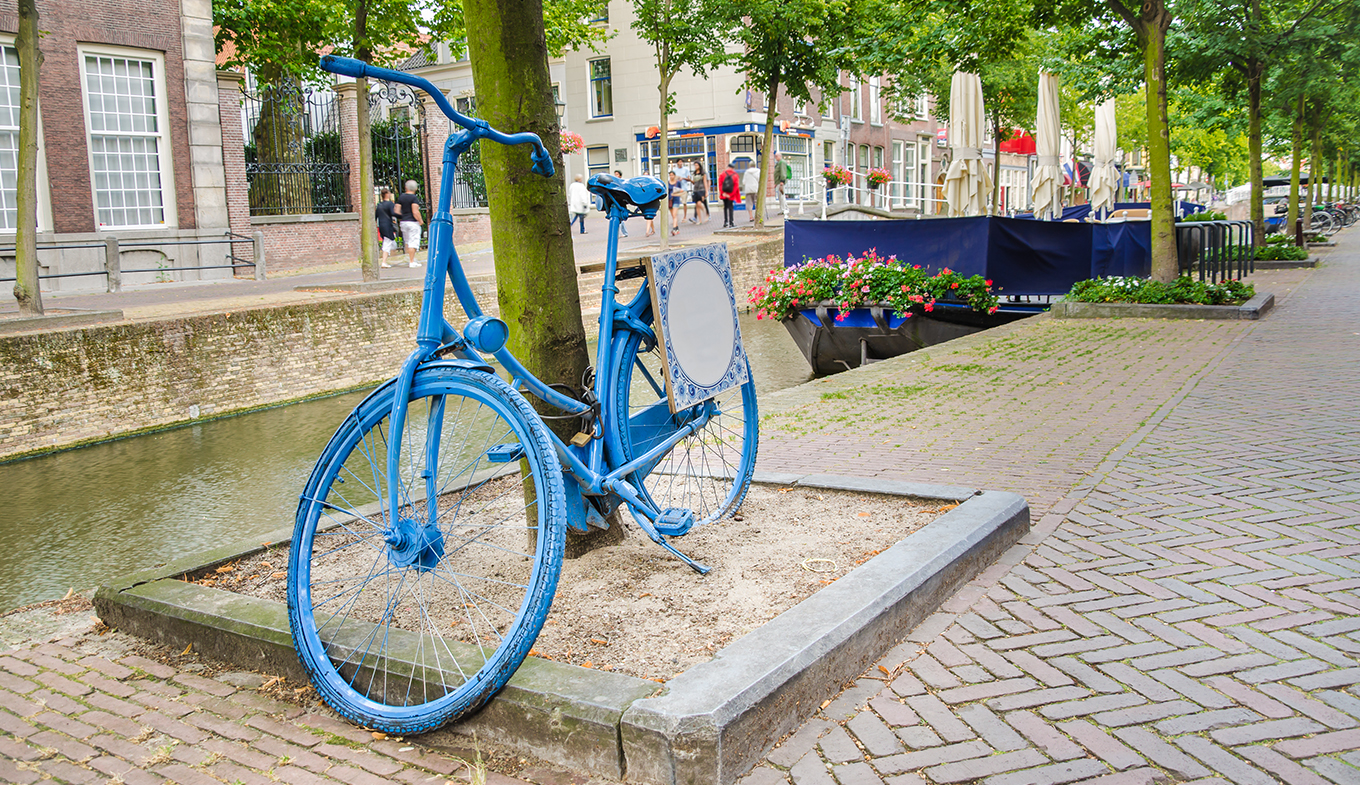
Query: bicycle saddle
588,174,665,218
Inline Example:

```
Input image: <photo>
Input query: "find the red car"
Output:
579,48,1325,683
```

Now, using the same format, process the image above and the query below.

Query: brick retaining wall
0,236,782,460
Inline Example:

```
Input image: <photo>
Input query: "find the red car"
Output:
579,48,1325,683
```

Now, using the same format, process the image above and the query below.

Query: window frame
587,57,613,119
849,77,862,123
868,77,881,125
0,36,52,234
77,43,176,230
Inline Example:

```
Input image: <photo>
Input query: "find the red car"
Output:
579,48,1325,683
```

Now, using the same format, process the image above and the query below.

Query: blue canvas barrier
784,215,1154,296
1016,201,1205,222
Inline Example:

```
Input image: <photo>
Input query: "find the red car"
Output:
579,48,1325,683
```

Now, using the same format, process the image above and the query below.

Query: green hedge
1066,276,1255,305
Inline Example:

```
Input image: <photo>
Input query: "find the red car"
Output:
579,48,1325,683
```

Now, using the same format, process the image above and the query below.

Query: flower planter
780,302,1036,376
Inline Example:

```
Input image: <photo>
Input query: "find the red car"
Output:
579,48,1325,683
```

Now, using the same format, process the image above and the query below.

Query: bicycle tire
609,308,758,528
1312,211,1335,236
289,364,565,733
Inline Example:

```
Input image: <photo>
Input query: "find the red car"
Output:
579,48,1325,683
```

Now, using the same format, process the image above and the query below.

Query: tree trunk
464,0,619,555
1287,97,1302,231
755,77,779,228
356,80,378,281
658,67,671,249
354,3,378,282
1304,123,1319,231
1141,2,1177,283
13,0,41,315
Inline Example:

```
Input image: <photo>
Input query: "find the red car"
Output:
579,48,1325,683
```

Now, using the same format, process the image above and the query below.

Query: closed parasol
1032,71,1062,221
1089,98,1119,217
943,72,992,217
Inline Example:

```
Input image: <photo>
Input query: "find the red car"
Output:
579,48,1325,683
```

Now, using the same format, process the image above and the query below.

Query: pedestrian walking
691,160,710,224
376,188,397,268
742,164,761,223
719,163,740,228
395,180,424,268
568,174,590,234
612,170,629,237
667,171,684,236
774,152,791,215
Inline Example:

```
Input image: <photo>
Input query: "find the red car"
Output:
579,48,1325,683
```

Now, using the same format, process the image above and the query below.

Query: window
823,140,835,167
849,77,862,122
794,100,807,116
858,145,868,172
869,77,881,124
873,146,884,169
730,135,757,154
891,140,904,208
0,45,21,231
587,145,610,178
917,95,929,120
588,58,612,118
81,48,173,229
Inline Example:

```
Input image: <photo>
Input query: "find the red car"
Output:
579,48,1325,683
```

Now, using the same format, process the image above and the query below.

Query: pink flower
988,306,998,314
924,302,934,312
791,299,799,307
861,285,869,293
900,284,908,292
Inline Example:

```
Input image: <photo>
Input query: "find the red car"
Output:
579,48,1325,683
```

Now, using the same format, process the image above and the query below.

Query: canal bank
0,234,782,463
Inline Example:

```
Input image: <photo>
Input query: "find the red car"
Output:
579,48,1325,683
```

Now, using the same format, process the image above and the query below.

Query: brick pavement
0,236,1344,784
744,238,1359,784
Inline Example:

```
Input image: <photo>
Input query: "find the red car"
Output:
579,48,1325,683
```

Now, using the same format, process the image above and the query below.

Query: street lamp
554,96,566,122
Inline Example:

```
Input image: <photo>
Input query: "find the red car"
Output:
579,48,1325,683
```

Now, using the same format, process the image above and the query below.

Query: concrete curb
1051,291,1274,321
1254,259,1317,270
0,308,125,335
94,476,1029,784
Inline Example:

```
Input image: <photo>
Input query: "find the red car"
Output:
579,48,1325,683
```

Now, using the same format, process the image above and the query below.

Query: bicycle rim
610,324,758,527
289,365,565,733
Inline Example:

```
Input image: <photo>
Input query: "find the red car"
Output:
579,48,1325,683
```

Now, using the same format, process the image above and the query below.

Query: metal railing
1,231,266,292
789,171,948,219
1175,220,1256,283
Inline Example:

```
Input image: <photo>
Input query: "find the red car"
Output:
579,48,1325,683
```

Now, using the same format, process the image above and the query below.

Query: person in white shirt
567,174,591,234
741,164,762,223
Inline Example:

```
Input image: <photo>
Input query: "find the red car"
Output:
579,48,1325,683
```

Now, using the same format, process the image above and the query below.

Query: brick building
0,0,235,293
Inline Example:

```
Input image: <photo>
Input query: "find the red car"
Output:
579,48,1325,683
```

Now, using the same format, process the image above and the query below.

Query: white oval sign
665,258,735,388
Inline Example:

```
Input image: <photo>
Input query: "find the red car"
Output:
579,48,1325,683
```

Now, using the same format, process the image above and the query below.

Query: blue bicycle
288,56,758,733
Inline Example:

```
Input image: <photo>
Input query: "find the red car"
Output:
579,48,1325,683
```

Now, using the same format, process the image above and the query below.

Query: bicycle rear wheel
289,364,565,733
1311,211,1336,236
609,312,758,528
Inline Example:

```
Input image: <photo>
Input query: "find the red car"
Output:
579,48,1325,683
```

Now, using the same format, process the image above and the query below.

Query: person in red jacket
718,163,741,228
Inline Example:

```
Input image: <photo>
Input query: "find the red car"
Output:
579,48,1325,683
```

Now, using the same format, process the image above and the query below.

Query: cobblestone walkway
744,242,1360,784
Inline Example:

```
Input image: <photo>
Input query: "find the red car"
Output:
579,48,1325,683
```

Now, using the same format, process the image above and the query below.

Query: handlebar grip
529,145,554,178
319,55,371,79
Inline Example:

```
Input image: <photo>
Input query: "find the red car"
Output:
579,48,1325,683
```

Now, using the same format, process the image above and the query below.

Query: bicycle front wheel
609,316,758,528
289,364,565,734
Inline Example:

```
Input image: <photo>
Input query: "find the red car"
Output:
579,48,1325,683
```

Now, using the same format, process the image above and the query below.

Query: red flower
985,279,993,287
951,282,959,289
924,302,934,312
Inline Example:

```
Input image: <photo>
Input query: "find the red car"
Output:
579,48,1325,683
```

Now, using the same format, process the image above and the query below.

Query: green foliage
631,0,730,116
1180,210,1226,221
726,0,861,108
1253,243,1308,261
1066,276,1255,305
748,249,1001,322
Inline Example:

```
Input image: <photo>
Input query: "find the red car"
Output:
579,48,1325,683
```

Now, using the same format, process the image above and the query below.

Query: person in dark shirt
376,188,397,268
394,180,424,268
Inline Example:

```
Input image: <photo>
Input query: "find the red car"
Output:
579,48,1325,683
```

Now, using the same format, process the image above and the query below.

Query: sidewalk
0,212,756,325
2,233,1353,784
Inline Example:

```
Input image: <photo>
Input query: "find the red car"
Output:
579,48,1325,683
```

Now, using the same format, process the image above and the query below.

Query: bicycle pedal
654,508,695,537
485,443,525,463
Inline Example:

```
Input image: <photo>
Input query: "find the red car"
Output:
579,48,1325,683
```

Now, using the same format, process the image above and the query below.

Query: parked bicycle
287,56,758,734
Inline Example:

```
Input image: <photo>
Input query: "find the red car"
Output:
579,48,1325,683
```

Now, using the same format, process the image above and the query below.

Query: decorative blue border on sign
650,243,750,410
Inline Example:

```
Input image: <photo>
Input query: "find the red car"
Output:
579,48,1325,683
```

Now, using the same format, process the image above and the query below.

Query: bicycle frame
319,57,710,569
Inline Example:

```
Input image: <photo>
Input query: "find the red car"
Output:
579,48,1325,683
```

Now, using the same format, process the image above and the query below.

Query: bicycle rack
1176,219,1255,283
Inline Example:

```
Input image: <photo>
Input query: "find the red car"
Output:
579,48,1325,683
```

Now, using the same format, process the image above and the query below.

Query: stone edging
1050,291,1274,321
93,473,1029,784
0,308,125,336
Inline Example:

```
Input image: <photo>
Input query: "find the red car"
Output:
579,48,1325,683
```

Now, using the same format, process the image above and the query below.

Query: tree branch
1105,0,1141,33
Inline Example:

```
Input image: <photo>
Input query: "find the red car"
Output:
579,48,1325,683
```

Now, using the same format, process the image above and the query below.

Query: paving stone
1055,720,1143,770
1154,708,1263,735
847,710,904,757
816,725,862,764
871,740,992,774
895,725,943,750
1038,692,1146,720
869,695,919,728
767,718,833,768
905,694,975,743
1233,746,1332,785
1110,727,1210,780
832,761,883,785
1173,736,1275,785
789,750,835,785
981,758,1112,785
926,748,1050,782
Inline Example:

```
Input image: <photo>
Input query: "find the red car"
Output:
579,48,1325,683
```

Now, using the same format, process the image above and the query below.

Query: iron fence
1,233,263,292
244,80,350,216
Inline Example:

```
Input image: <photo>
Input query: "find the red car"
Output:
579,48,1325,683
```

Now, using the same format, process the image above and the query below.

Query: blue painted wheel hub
385,517,445,572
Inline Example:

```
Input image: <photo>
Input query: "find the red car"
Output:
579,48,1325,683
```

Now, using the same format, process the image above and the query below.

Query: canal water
0,313,811,612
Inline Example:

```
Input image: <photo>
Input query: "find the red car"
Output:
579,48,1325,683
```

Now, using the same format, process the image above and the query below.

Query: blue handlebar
320,55,554,178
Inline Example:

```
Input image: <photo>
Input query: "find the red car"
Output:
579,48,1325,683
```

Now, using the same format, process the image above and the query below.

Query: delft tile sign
644,243,750,412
